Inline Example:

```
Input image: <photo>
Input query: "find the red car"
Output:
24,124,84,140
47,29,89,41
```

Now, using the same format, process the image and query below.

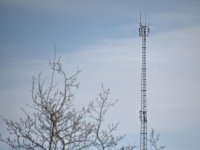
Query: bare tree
89,85,124,150
149,129,165,150
0,55,129,150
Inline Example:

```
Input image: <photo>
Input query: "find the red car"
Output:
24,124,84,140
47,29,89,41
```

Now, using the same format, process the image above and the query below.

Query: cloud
1,23,200,135
148,25,200,131
58,24,200,134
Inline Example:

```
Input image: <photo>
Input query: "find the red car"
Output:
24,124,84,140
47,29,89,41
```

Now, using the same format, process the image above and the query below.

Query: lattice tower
139,14,150,150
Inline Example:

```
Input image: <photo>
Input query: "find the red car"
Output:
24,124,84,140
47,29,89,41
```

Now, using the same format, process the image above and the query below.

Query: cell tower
139,13,150,150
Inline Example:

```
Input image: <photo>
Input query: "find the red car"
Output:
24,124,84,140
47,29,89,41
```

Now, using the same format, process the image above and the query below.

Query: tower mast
139,13,150,150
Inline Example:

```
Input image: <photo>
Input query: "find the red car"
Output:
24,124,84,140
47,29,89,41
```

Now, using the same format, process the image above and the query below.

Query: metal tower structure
139,14,150,150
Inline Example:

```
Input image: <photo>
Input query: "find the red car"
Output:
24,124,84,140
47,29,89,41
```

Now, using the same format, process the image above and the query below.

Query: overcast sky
0,0,200,149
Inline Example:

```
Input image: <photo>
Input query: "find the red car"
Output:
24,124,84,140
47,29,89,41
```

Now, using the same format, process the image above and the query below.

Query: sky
0,0,200,149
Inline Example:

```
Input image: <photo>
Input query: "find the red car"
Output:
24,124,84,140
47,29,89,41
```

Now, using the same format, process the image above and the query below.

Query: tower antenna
139,13,150,150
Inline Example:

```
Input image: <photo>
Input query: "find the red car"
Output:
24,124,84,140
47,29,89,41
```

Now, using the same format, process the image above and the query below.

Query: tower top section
139,13,150,37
